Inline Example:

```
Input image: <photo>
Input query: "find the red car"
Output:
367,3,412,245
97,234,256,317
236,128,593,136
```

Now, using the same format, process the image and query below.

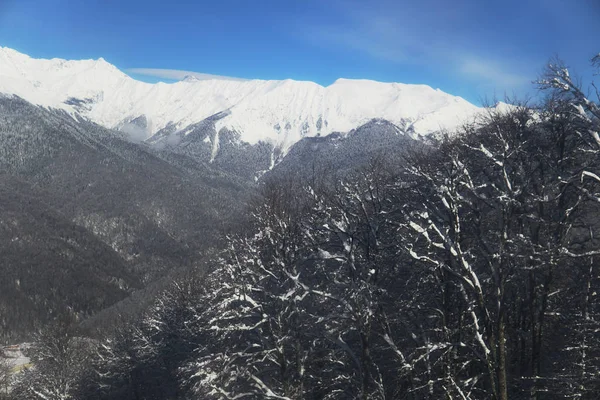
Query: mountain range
0,47,496,340
0,47,489,162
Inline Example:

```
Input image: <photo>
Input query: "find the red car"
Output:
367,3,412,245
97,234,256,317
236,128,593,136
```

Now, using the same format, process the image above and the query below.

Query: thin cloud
458,57,530,88
127,68,247,82
299,0,534,93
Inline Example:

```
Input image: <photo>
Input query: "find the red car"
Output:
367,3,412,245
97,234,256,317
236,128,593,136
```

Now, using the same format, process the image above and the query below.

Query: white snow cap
0,46,486,149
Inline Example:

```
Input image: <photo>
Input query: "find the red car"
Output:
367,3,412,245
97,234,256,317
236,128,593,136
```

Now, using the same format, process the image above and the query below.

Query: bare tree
535,53,600,398
11,316,91,400
396,104,573,399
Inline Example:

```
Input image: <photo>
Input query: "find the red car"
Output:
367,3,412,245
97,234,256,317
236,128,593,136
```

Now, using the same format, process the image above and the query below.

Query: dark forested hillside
0,174,137,342
0,96,251,340
267,118,419,181
146,112,275,181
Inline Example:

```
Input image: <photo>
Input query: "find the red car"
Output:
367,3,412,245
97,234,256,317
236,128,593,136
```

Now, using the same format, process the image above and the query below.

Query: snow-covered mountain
0,46,483,152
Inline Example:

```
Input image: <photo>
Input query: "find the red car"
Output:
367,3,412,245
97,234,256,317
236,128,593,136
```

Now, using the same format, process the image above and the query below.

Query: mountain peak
182,74,201,82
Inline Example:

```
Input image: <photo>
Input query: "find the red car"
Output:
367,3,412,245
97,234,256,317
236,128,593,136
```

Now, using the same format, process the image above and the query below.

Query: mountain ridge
0,46,483,154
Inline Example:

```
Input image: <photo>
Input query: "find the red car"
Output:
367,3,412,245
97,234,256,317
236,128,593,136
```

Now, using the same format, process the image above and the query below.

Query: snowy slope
0,47,482,150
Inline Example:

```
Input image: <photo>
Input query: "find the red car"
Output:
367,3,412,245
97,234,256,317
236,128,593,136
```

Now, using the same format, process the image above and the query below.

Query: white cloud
127,68,247,82
119,122,148,143
458,57,531,88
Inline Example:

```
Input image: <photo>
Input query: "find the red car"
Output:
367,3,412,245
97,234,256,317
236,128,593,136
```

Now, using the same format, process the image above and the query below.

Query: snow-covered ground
0,47,483,151
2,344,31,373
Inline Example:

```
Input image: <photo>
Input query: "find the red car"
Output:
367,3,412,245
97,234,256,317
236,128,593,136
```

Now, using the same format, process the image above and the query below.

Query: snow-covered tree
183,180,318,399
396,104,574,399
300,161,403,399
79,276,206,400
12,316,90,400
535,54,600,399
183,165,406,399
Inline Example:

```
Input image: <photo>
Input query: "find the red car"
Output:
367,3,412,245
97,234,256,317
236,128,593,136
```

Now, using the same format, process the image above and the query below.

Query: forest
3,56,600,399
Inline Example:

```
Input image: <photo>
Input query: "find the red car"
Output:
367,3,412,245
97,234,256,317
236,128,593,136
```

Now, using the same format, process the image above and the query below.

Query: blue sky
1,0,599,104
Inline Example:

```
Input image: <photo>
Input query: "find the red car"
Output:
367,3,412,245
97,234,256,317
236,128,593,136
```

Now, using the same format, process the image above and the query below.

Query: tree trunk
529,270,539,400
497,316,508,400
360,331,370,400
